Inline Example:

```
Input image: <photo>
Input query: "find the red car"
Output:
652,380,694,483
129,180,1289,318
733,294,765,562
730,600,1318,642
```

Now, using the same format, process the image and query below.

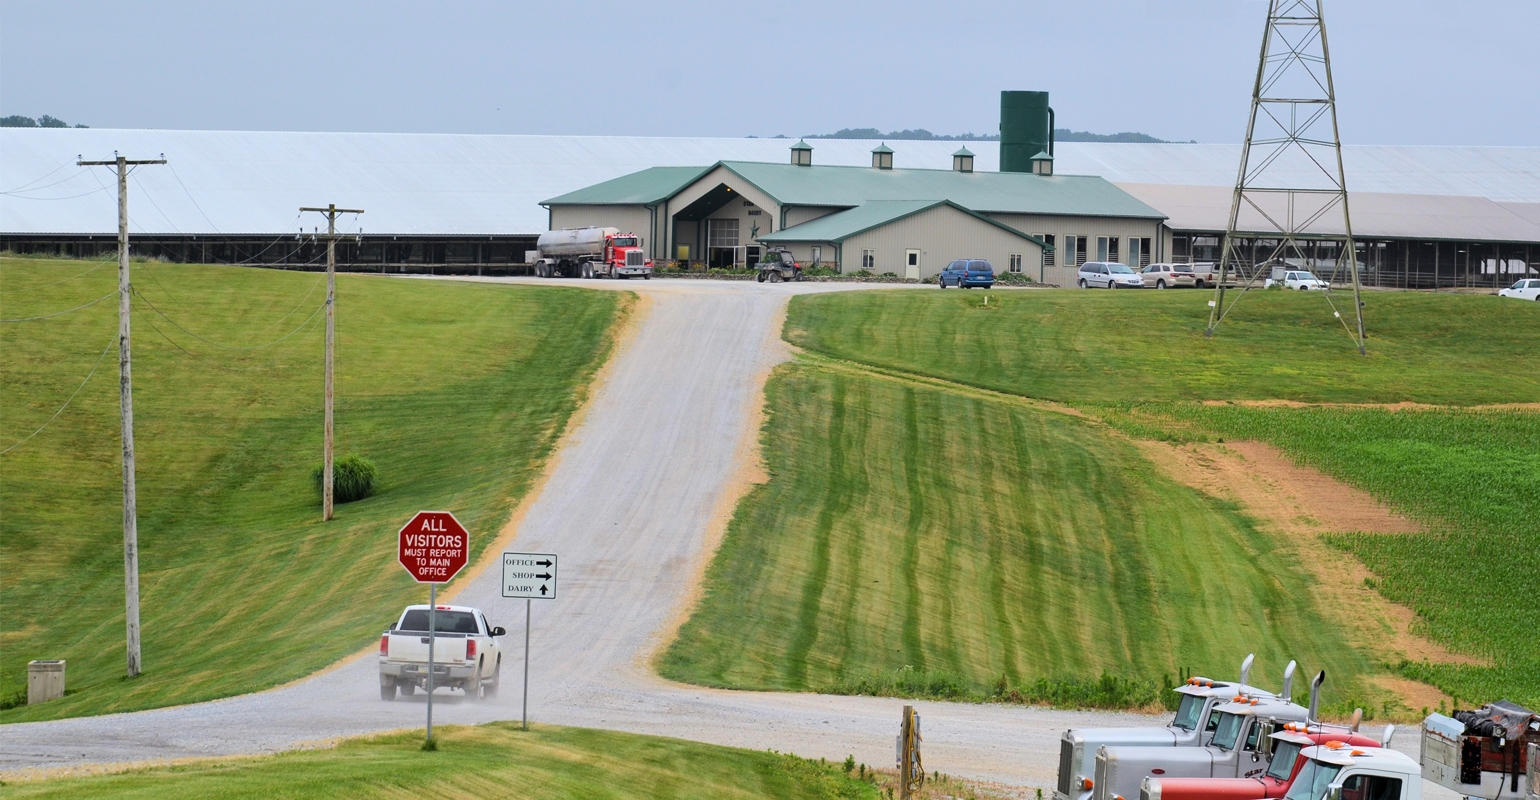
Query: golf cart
756,248,804,283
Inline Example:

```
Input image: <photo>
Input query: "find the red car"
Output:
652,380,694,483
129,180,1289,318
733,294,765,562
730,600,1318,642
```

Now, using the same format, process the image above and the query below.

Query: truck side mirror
1326,784,1343,800
490,626,506,637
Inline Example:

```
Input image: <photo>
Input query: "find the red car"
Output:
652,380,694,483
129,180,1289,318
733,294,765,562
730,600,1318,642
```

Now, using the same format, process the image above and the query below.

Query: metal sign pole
522,597,531,731
426,582,436,745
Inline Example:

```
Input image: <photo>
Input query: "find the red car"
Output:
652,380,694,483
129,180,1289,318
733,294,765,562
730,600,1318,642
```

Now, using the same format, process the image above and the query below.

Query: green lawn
785,289,1540,404
0,258,624,721
0,723,880,799
1149,405,1540,708
660,358,1376,707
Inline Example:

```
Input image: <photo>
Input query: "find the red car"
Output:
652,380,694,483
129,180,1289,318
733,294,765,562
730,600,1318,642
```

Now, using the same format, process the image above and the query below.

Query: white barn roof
4,129,1540,239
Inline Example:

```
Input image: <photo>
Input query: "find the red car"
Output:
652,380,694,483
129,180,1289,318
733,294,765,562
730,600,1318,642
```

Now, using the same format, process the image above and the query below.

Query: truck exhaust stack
1281,660,1297,703
1239,653,1255,692
1308,670,1326,723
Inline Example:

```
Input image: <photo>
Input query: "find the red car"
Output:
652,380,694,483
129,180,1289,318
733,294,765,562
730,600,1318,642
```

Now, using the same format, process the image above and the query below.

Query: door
905,249,921,280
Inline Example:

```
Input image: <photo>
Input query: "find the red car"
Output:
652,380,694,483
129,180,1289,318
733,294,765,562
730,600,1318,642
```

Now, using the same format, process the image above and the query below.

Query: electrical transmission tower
1204,0,1367,355
78,152,167,677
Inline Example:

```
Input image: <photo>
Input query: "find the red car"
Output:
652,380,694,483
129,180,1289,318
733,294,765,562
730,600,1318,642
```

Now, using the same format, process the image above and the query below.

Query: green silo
999,91,1054,173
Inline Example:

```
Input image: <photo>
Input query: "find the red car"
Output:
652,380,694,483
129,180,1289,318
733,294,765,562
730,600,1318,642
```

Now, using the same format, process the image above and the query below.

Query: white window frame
811,245,822,265
862,249,876,270
1009,253,1022,273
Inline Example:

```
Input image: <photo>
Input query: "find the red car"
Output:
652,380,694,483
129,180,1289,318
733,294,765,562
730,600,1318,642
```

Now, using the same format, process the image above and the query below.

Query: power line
166,162,220,233
5,258,116,290
0,331,116,455
2,159,77,193
0,289,121,322
134,287,326,351
0,167,92,196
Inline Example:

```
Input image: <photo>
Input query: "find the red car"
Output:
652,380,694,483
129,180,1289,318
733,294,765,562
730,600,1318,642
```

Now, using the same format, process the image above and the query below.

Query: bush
311,454,379,503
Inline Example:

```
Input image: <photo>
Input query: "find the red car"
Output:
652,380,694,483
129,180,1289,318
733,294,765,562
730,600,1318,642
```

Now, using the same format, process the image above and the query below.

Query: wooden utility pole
78,152,166,678
299,204,363,521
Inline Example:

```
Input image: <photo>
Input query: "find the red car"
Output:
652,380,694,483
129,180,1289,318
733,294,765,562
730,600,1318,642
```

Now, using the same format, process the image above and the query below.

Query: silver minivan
1077,262,1144,289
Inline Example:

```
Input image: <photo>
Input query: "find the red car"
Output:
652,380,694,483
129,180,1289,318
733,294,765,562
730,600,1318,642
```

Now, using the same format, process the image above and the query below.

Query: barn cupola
952,146,975,173
790,139,813,166
871,143,894,170
1030,150,1054,175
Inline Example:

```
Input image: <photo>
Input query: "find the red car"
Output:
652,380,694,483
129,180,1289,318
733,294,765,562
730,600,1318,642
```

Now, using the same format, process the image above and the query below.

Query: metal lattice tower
1205,0,1367,355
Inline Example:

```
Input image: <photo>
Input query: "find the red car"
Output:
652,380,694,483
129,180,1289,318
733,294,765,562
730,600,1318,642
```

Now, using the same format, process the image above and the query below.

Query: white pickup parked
378,604,505,701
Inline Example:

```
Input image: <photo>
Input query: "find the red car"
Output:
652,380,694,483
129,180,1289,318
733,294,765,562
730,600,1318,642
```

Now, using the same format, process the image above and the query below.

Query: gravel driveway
0,278,1422,793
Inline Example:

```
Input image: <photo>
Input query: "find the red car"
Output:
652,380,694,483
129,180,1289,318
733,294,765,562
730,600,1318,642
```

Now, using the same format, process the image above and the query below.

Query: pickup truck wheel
380,680,397,701
485,660,501,699
1194,279,1206,289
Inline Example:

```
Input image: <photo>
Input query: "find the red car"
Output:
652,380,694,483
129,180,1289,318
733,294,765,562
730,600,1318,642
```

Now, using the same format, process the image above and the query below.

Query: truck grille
1059,738,1076,797
1094,749,1111,800
626,250,644,267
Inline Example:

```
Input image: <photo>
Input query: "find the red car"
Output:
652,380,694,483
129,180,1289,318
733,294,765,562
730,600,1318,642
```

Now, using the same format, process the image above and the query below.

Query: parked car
1078,262,1145,289
1498,278,1540,301
1142,263,1198,289
1266,270,1330,291
939,259,996,289
379,603,504,701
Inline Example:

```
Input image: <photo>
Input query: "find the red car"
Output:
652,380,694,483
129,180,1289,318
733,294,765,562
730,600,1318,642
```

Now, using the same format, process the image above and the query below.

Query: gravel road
0,278,1428,793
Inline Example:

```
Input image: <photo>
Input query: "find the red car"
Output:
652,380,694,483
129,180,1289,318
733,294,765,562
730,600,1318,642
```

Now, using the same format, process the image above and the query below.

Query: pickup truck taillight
380,634,389,657
466,639,477,659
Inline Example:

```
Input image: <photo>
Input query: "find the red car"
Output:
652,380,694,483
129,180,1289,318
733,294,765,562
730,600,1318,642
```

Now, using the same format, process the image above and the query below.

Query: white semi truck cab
1283,745,1422,800
1055,657,1290,800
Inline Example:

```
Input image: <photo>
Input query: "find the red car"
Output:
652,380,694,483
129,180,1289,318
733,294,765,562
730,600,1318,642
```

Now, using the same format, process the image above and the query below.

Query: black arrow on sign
539,584,548,595
535,559,552,567
535,572,552,580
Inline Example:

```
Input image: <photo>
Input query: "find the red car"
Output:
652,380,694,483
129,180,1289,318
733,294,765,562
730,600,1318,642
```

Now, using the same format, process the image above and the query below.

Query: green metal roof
790,139,813,150
759,199,1052,248
1031,150,1054,160
870,143,894,154
542,165,710,206
953,146,975,157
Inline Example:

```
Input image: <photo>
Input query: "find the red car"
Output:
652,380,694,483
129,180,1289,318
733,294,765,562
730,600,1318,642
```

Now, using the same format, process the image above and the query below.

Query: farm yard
0,256,625,721
663,288,1540,713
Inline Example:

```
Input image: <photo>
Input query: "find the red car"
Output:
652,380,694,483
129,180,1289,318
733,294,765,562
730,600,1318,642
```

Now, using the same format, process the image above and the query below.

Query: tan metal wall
547,205,654,256
839,205,1044,278
784,206,845,228
986,213,1164,264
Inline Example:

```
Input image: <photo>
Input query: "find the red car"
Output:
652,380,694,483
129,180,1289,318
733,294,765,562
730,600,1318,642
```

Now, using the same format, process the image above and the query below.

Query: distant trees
1,115,88,128
798,127,1194,144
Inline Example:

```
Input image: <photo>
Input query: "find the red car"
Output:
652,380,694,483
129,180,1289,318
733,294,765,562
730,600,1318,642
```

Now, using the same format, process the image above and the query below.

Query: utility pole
78,152,166,678
299,204,363,521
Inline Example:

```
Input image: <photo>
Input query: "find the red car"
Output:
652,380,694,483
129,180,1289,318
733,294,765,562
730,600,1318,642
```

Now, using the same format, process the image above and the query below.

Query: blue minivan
938,259,995,289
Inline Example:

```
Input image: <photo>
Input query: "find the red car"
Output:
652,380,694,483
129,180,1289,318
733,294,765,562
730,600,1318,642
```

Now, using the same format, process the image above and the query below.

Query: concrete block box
27,660,65,705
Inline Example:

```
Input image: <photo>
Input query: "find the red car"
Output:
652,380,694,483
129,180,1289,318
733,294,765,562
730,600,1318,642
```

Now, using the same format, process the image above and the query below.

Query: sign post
501,552,557,731
398,511,470,747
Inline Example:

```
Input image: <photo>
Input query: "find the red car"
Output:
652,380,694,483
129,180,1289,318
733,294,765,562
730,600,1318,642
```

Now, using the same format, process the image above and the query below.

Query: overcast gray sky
3,0,1536,145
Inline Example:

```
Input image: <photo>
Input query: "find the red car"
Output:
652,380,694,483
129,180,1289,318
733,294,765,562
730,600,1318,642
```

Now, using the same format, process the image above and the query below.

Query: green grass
660,359,1376,705
0,723,881,799
0,258,624,721
785,289,1540,404
1148,405,1540,708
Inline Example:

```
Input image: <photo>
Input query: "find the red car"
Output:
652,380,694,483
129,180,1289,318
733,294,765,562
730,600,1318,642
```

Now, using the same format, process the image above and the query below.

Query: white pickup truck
378,604,505,701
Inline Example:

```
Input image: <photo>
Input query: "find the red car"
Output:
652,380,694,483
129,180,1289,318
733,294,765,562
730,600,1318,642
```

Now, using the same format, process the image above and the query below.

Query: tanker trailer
533,227,652,279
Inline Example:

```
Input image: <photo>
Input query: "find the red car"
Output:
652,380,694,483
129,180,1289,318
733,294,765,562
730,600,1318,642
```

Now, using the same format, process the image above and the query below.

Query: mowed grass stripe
1,260,623,720
660,360,1373,701
784,289,1540,404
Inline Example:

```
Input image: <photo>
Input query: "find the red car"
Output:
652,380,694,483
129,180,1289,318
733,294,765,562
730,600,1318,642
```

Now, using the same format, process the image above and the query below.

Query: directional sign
398,511,470,583
501,552,557,599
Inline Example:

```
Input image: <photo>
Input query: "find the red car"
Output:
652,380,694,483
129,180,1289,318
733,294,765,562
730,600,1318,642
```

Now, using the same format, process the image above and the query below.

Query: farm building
3,121,1539,288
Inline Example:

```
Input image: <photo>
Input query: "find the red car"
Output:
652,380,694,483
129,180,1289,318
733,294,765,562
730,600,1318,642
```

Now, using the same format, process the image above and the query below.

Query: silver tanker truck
1055,656,1289,800
1089,669,1328,800
532,226,652,279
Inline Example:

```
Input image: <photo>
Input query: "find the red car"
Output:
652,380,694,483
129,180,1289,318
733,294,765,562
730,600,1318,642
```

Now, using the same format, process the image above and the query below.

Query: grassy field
785,288,1540,404
0,257,624,721
0,723,883,799
1149,405,1540,708
660,358,1376,706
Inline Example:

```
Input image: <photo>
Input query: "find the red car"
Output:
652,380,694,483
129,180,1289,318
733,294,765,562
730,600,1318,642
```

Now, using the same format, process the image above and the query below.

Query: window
862,249,876,270
1139,237,1152,267
1171,695,1205,731
1076,236,1088,266
1038,234,1055,266
399,609,479,634
1108,237,1120,264
1097,236,1110,262
708,218,739,247
1211,712,1244,751
1009,254,1022,273
811,246,822,265
907,251,919,267
1342,774,1403,800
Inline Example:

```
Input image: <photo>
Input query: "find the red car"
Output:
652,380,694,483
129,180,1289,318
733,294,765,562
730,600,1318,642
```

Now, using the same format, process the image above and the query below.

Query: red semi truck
1139,723,1385,800
532,226,652,279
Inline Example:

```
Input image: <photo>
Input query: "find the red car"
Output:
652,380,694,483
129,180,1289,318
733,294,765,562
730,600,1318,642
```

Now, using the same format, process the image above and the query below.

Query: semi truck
378,603,505,701
532,226,652,279
1139,723,1385,800
1420,702,1537,800
1089,669,1326,800
1264,744,1424,800
1055,656,1289,800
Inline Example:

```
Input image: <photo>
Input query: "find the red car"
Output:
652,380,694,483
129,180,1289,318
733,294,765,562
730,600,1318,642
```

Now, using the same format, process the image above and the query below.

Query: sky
2,0,1536,146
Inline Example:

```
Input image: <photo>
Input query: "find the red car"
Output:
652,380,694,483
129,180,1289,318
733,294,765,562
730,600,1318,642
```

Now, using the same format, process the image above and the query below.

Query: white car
1266,270,1329,291
1078,262,1145,289
379,604,504,701
1498,278,1540,301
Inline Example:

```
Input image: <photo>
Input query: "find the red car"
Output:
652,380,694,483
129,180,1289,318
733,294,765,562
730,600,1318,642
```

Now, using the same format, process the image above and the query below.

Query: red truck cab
1141,725,1382,800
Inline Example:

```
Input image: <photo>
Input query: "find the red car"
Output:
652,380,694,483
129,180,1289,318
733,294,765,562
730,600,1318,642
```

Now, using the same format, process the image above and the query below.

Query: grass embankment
661,358,1374,707
741,288,1538,708
1149,405,1540,708
784,289,1540,404
0,723,885,799
0,258,624,721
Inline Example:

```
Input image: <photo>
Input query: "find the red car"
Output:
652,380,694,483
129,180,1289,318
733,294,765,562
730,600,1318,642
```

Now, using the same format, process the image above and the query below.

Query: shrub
311,454,379,504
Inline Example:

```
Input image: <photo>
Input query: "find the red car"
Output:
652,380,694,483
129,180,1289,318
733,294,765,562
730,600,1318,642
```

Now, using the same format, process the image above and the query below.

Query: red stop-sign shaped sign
398,511,470,583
